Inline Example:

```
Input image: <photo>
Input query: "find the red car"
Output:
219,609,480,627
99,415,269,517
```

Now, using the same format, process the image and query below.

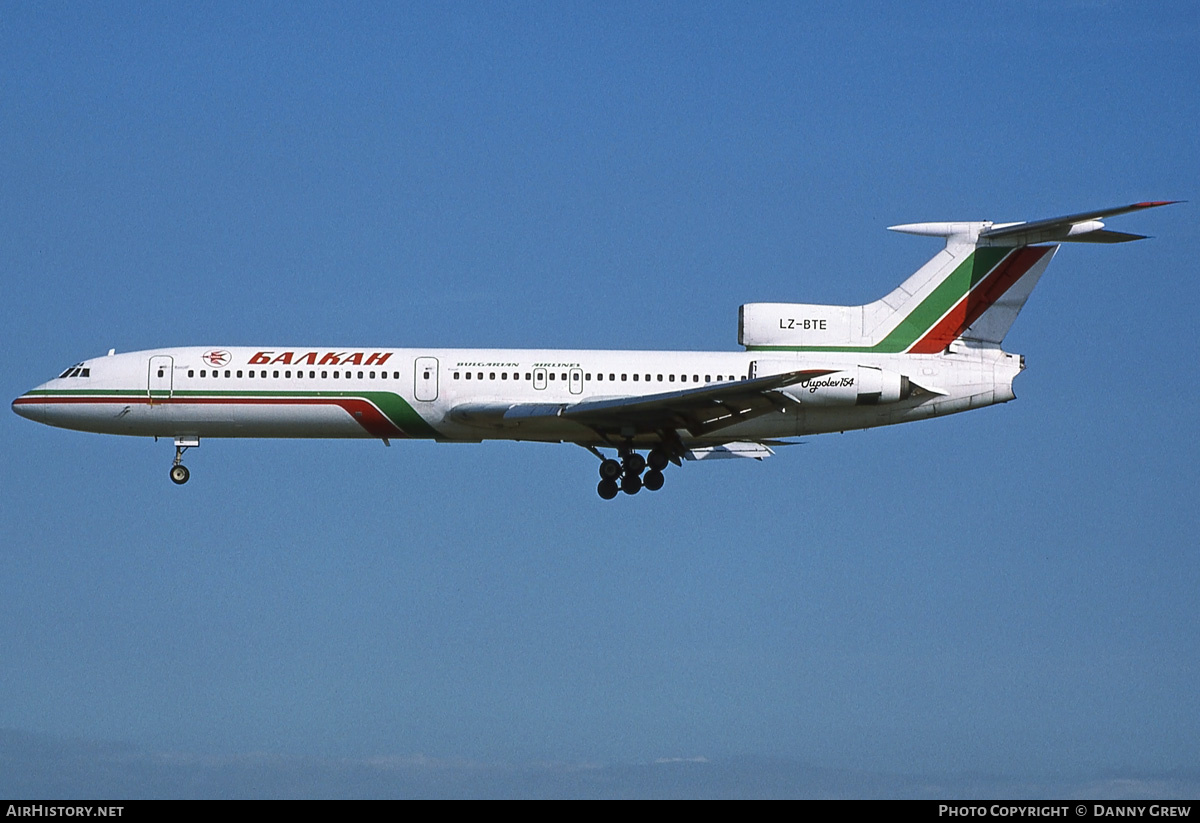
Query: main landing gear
169,436,200,485
595,445,671,499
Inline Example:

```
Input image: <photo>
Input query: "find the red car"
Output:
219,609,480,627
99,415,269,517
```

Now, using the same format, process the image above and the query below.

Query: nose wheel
169,436,200,485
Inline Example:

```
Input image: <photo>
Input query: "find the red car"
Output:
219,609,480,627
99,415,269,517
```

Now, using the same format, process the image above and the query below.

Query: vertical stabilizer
740,202,1175,353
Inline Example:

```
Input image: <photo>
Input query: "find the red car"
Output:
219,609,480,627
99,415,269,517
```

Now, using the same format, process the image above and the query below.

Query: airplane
12,201,1175,499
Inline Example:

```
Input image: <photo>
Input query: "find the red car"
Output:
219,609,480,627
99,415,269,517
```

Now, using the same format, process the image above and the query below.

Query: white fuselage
13,344,1022,447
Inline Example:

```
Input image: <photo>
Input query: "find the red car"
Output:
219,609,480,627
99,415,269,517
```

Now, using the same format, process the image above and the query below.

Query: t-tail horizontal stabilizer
888,200,1180,246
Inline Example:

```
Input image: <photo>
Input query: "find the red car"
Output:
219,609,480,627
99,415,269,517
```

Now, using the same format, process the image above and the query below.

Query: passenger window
465,372,472,380
273,370,280,378
705,375,711,382
225,370,231,378
189,370,195,378
669,375,675,382
561,373,567,381
285,371,292,378
454,372,460,379
490,372,495,380
237,370,243,378
157,369,164,378
200,370,207,378
657,374,663,382
549,373,555,381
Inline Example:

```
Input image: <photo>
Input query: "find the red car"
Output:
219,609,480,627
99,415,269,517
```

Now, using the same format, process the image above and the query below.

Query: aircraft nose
12,394,45,424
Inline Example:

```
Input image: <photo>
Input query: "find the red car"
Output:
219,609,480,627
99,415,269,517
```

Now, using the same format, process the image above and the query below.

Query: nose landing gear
169,436,200,485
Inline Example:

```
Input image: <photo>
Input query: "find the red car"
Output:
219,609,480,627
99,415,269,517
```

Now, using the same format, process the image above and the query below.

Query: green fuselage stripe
22,389,441,438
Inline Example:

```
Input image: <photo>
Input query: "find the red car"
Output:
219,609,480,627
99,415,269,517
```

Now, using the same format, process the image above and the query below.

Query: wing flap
684,442,776,460
562,368,832,437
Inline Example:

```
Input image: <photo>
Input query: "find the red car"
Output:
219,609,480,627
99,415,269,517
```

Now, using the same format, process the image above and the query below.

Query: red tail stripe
908,246,1050,354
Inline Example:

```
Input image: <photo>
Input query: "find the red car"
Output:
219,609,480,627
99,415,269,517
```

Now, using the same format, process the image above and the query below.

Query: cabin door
414,357,439,402
148,355,174,402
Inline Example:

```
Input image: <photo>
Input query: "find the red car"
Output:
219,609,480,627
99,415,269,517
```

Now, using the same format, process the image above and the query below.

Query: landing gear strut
170,436,199,485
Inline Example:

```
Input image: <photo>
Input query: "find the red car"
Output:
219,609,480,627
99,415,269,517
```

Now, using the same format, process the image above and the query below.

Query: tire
170,465,190,485
621,474,642,495
623,453,646,476
597,478,619,499
643,469,664,491
647,449,669,471
599,459,622,480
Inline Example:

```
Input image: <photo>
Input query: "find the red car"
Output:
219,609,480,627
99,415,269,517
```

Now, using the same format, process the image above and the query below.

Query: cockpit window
58,364,89,378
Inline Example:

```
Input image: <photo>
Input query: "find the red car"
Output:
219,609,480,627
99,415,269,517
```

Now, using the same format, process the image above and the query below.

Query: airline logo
202,350,231,367
247,350,394,367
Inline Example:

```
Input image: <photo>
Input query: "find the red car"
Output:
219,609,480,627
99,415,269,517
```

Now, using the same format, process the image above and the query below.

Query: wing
448,369,832,439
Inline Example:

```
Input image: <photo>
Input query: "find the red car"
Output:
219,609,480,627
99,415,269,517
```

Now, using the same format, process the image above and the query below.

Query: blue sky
2,2,1198,798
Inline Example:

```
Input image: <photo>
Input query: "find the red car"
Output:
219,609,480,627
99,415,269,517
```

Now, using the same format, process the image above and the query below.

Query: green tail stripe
873,247,1008,352
746,247,1010,353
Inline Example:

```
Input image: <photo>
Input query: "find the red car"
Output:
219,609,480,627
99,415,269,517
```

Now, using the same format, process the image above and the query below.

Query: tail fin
739,201,1177,354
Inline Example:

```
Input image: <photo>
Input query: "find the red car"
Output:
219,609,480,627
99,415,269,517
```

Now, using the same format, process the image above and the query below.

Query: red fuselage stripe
14,395,408,439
